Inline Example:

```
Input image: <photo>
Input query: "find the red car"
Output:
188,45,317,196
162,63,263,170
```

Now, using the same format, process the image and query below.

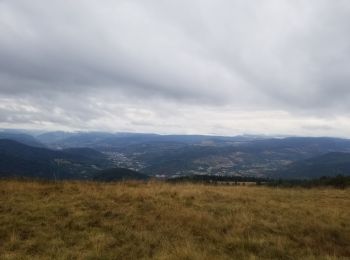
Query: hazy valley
2,130,350,181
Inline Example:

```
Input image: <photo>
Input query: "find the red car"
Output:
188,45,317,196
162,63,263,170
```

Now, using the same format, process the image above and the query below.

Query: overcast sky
1,0,350,137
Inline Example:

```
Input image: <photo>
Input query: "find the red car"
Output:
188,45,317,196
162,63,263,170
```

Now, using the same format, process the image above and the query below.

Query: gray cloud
0,0,350,136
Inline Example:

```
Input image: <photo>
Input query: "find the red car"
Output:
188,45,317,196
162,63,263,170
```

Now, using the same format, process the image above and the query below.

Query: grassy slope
0,181,349,259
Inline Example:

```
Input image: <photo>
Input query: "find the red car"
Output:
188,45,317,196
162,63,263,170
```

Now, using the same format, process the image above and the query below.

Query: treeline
267,175,350,188
168,174,350,188
167,174,268,184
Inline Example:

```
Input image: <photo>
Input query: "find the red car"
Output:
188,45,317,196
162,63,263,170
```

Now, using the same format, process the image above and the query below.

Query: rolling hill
0,132,44,147
0,139,111,180
275,152,350,179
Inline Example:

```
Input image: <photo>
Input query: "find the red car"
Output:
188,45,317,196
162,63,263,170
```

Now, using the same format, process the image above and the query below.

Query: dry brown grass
0,180,349,259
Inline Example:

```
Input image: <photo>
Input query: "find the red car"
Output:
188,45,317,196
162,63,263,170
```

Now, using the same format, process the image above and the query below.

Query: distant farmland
0,180,349,259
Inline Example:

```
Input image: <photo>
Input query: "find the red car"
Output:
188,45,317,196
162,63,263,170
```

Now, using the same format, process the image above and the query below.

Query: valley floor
0,180,349,259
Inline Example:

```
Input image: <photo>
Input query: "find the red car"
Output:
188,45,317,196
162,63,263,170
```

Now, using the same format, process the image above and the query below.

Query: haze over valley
1,129,350,180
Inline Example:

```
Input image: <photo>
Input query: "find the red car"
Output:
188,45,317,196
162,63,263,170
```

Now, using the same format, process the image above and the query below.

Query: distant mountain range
1,129,350,179
35,131,264,149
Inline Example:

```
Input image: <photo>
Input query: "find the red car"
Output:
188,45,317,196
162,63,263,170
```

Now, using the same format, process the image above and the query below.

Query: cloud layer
1,0,350,136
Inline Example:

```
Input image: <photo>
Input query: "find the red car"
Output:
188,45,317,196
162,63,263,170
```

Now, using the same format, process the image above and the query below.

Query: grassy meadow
0,180,349,259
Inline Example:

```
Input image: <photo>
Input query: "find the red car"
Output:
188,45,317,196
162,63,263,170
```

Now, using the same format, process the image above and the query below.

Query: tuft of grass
0,180,349,259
